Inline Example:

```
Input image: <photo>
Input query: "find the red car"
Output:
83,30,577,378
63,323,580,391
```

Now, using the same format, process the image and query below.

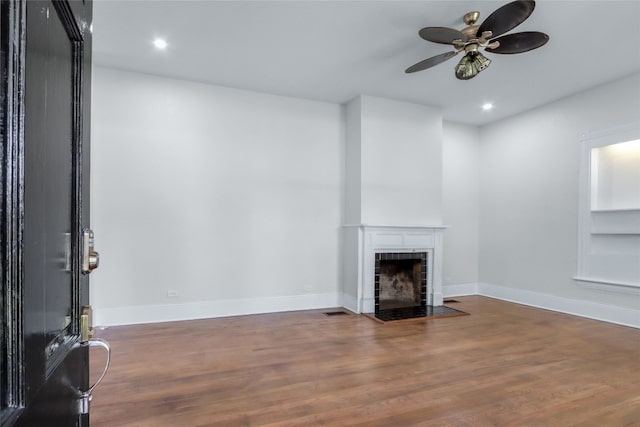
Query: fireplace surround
342,225,445,314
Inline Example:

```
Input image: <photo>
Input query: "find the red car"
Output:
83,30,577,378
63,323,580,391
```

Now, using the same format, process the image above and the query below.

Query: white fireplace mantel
342,224,446,314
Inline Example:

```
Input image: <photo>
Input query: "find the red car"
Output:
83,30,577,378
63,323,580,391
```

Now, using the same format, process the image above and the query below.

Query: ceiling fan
406,0,549,80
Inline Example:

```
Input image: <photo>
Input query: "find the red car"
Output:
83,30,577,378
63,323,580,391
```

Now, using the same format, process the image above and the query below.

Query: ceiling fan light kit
455,51,491,80
406,0,549,80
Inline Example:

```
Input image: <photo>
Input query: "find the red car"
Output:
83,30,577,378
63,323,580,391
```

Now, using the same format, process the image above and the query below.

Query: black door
1,0,101,426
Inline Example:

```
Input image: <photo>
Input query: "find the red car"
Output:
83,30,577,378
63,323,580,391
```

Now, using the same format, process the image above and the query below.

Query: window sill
591,208,640,213
574,276,640,295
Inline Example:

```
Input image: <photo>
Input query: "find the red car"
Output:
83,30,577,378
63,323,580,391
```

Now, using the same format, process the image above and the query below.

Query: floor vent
324,311,349,316
443,299,460,303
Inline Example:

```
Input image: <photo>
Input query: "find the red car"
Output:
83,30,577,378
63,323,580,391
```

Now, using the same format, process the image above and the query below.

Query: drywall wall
91,66,638,327
479,72,640,310
359,96,443,226
344,97,362,225
343,95,444,227
91,67,344,325
442,122,480,288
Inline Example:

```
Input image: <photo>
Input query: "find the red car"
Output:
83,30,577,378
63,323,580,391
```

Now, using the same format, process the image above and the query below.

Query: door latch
82,228,99,273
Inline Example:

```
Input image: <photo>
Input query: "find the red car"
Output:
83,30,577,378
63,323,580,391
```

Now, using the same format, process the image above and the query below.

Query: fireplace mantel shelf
342,224,448,230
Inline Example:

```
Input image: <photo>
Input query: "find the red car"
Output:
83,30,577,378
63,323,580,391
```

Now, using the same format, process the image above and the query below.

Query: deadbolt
82,228,100,273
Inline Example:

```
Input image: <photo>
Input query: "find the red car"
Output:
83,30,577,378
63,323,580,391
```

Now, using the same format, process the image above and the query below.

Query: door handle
82,228,99,273
77,338,111,415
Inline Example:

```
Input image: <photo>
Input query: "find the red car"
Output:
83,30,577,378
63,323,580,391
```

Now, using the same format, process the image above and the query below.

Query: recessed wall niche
590,138,640,211
576,122,640,291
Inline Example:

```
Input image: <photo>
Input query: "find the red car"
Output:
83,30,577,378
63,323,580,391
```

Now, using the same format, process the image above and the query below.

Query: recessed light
153,38,168,50
482,103,493,111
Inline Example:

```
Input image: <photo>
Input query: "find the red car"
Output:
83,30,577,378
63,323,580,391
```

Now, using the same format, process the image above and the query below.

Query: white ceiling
92,0,640,126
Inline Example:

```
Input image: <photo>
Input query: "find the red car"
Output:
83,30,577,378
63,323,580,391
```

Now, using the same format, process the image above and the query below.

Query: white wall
360,96,443,225
91,67,344,325
344,97,362,225
479,73,640,311
442,122,480,289
91,66,639,327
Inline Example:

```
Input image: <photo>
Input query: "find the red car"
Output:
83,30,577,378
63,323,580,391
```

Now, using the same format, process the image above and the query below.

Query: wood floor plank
90,296,640,426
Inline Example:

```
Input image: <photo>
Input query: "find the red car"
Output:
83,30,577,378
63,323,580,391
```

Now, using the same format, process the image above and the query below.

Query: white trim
576,121,640,290
356,228,364,313
342,224,448,230
478,282,640,329
443,282,479,297
93,292,341,326
591,208,640,213
574,277,640,295
93,285,639,330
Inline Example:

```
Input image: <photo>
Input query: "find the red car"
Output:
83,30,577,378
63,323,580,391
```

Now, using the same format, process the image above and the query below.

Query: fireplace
374,252,429,321
341,225,445,315
375,252,427,312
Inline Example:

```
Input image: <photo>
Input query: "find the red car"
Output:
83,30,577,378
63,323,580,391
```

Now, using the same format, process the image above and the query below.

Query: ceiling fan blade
405,51,458,73
419,27,467,45
485,31,549,54
477,0,536,38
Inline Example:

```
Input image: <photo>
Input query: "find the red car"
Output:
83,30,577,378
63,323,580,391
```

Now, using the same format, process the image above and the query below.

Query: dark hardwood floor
90,296,640,426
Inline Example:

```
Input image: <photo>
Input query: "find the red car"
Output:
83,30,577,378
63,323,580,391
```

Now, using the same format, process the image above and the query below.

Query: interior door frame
1,0,27,423
1,0,92,423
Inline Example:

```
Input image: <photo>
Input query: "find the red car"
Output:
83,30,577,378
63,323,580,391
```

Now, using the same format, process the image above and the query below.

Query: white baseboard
94,292,341,326
94,285,639,329
443,282,479,297
478,282,640,329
